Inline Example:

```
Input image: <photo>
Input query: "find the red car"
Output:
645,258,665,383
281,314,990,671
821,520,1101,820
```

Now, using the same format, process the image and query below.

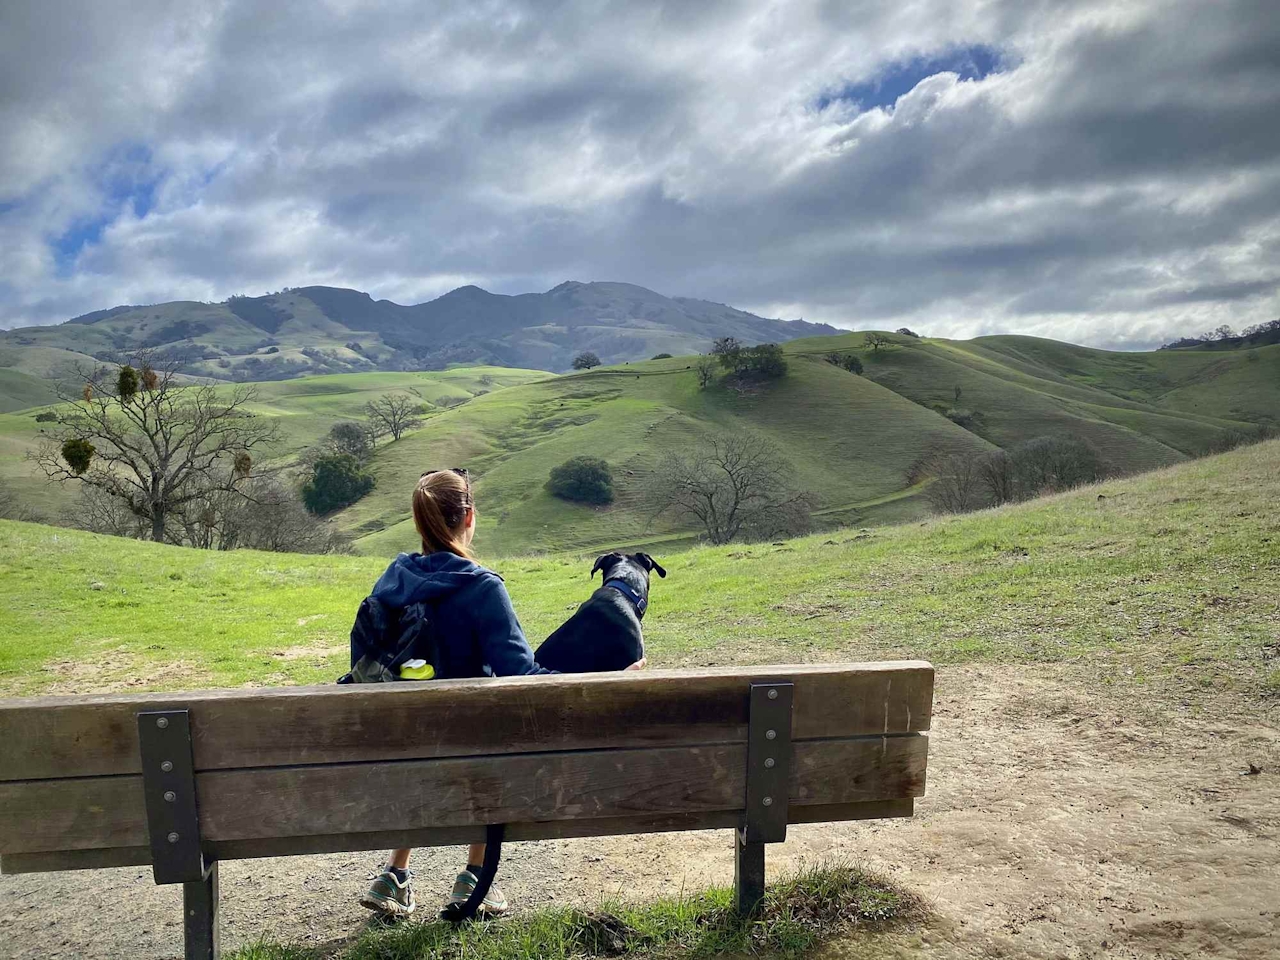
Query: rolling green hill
2,438,1276,700
1,331,1275,558
339,354,988,557
0,367,549,525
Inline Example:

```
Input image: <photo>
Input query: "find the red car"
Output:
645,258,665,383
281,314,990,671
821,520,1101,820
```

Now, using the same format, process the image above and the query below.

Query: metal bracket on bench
742,681,793,843
138,710,209,885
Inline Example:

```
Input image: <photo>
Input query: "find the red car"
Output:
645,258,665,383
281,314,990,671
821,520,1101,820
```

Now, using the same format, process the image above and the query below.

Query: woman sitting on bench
358,467,643,919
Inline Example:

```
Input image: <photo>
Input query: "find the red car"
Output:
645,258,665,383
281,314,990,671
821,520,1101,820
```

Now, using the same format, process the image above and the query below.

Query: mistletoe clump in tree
31,355,280,543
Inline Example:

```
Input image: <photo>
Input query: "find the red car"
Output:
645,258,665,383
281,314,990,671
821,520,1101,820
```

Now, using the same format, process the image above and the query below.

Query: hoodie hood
371,552,495,608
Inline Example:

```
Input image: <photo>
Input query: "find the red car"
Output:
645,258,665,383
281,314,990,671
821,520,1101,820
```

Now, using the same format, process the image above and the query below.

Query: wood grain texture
0,800,915,875
0,662,934,781
0,735,927,855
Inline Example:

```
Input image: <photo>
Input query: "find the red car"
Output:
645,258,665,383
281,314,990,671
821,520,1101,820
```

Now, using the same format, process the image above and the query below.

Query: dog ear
590,553,621,579
633,553,667,578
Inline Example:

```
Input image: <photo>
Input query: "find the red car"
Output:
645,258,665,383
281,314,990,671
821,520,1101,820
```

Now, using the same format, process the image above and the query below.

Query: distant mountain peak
13,279,848,379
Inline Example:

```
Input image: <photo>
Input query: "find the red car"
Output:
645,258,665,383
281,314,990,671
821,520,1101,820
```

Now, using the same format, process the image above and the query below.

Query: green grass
228,862,916,960
0,368,58,413
2,439,1277,699
0,366,549,528
344,356,985,557
2,331,1276,559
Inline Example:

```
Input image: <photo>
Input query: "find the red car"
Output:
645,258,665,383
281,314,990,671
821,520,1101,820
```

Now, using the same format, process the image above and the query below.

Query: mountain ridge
1,281,838,381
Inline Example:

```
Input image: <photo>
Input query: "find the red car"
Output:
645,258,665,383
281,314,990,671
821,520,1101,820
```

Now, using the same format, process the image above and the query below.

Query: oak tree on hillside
31,356,279,543
572,351,602,370
644,432,810,544
365,392,426,442
694,354,717,389
865,332,890,352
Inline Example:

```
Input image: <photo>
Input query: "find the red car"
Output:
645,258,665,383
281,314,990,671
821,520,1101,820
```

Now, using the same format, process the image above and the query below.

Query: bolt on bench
0,661,933,960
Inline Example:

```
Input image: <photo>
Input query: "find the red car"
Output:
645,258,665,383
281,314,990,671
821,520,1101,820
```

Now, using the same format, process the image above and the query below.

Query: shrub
301,454,375,515
842,354,863,375
547,456,614,505
651,353,673,360
34,411,57,422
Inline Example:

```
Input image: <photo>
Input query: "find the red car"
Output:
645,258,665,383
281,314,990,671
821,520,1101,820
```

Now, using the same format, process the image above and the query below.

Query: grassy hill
787,332,1277,473
0,366,549,525
340,354,987,557
2,331,1277,557
2,438,1275,702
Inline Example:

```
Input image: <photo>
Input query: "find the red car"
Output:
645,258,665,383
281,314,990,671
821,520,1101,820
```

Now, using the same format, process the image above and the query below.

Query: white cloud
0,0,1277,349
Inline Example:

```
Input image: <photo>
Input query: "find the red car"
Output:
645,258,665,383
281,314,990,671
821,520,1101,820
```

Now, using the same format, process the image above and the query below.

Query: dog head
590,552,667,605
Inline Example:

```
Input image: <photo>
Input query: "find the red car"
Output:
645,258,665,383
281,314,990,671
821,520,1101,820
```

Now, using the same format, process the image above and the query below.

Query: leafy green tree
651,353,673,360
711,337,745,374
572,351,602,370
842,354,863,375
301,454,376,515
547,456,614,505
744,343,787,379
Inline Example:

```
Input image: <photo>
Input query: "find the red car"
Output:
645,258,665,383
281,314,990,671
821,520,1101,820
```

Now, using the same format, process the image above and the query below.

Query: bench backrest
0,662,933,875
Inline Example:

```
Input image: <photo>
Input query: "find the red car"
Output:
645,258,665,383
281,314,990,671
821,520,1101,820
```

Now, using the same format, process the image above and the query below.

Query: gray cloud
1,0,1278,350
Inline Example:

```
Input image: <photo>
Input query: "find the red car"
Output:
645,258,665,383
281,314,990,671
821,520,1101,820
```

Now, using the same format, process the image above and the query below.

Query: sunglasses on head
420,467,469,481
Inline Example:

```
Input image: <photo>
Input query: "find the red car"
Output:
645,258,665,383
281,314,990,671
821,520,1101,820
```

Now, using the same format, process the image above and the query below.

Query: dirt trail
1,665,1276,959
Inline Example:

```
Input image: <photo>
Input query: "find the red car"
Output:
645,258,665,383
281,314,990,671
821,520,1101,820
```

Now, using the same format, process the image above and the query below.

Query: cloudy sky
1,0,1277,348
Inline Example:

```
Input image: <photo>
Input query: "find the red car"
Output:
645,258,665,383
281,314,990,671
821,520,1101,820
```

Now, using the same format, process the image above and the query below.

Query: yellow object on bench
398,658,435,680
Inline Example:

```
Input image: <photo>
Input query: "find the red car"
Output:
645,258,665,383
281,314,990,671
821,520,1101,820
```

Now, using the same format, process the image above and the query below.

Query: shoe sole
360,892,416,916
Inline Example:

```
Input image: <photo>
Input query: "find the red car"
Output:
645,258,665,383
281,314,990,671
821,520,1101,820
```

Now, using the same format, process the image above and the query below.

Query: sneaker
446,869,509,917
360,868,416,917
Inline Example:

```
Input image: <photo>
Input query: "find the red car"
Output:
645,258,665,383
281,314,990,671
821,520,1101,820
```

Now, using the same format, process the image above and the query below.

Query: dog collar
603,578,647,616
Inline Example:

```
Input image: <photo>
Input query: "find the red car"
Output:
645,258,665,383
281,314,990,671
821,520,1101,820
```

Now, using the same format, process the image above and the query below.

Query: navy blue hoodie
369,551,552,678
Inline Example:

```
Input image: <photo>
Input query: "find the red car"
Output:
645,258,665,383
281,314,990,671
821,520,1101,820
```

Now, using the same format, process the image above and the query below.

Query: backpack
337,595,440,683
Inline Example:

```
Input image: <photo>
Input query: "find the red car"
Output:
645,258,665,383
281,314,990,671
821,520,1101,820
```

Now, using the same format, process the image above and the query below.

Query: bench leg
183,861,220,960
734,830,765,917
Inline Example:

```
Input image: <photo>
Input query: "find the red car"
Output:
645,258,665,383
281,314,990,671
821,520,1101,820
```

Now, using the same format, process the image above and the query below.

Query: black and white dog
535,552,667,673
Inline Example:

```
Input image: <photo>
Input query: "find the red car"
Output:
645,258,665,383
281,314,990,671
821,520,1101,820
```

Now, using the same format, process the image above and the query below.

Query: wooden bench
0,662,933,959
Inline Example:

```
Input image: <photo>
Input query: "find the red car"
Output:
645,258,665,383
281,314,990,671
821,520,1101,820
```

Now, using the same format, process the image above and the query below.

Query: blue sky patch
817,44,1005,112
50,144,164,273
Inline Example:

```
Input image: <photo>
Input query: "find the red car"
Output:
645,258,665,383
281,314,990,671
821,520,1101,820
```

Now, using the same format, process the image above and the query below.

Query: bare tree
170,472,350,553
31,356,279,542
66,485,150,538
694,355,717,389
977,449,1015,506
924,451,986,514
0,480,43,523
645,433,810,544
365,392,426,442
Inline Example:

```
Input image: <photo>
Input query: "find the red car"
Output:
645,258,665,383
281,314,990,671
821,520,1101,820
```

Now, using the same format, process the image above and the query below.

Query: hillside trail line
0,663,1275,959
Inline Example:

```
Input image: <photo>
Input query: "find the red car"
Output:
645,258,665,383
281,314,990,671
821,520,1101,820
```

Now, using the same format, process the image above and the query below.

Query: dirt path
1,665,1276,959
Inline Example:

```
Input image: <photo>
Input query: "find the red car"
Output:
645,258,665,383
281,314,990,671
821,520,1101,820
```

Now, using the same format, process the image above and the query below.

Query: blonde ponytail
412,469,474,558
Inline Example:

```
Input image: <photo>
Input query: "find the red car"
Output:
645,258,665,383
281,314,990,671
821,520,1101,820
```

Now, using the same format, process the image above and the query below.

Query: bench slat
0,799,914,875
0,735,926,856
0,663,933,782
